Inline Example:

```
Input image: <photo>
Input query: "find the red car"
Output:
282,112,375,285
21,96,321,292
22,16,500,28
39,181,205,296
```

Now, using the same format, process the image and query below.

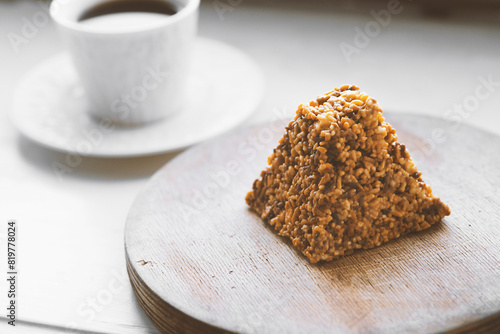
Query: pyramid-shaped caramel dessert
246,85,450,263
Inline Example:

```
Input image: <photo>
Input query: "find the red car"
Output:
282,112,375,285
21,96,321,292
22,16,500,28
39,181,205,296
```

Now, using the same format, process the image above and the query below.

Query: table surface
1,0,500,333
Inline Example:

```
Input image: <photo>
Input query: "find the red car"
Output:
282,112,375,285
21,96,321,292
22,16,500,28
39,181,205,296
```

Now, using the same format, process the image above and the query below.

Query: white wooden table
1,0,499,333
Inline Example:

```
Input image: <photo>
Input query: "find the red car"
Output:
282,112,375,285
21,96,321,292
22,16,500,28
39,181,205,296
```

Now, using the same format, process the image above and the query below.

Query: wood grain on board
125,113,500,334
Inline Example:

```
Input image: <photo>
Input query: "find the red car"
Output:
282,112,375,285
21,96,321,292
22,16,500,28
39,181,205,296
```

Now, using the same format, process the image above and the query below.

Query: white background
1,0,500,332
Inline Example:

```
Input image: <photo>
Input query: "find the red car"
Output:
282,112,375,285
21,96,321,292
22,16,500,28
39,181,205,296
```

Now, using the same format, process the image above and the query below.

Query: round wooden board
125,113,500,334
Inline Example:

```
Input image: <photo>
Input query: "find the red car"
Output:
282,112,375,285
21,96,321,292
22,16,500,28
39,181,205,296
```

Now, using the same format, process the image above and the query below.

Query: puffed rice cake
246,85,451,263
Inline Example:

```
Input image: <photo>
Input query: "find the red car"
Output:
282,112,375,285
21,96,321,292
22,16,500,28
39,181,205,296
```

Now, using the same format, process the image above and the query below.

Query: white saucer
10,38,265,157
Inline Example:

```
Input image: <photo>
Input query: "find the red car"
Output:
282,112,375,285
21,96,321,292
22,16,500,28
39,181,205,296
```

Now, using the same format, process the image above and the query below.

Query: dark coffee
79,0,178,22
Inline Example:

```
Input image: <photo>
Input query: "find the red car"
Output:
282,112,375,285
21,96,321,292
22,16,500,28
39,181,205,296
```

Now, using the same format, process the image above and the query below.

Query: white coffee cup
50,0,199,124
